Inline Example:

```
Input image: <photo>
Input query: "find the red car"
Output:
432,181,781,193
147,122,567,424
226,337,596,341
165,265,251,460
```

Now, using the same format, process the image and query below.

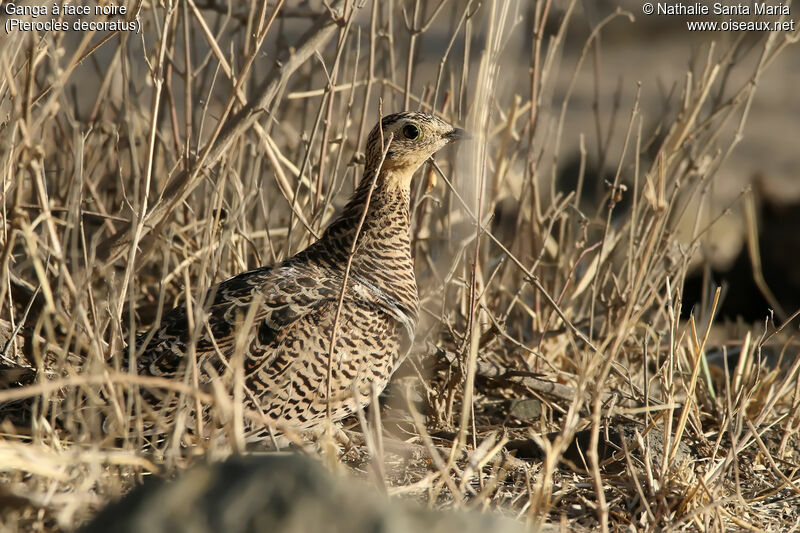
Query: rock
81,453,528,533
505,422,694,470
508,399,543,422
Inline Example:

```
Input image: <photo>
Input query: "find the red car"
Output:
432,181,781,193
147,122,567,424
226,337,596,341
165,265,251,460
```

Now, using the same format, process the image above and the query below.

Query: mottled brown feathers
135,111,466,431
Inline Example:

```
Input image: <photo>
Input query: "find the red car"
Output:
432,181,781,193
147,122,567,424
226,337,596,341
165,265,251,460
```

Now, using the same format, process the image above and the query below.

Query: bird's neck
324,166,414,243
315,165,419,326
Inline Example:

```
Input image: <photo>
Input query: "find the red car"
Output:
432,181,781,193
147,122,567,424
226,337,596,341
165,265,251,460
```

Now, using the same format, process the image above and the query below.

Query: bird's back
137,257,412,426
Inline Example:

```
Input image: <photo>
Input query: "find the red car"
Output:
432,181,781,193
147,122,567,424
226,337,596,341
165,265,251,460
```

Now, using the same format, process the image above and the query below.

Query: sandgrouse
136,112,467,432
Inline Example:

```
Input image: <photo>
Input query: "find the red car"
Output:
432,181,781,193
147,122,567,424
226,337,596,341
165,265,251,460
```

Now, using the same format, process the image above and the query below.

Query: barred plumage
135,112,467,432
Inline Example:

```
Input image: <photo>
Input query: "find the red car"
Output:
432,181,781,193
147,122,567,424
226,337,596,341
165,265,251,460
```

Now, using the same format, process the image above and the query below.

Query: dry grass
1,1,800,531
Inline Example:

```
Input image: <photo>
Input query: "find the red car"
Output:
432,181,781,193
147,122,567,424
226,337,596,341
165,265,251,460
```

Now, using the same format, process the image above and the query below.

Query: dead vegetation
1,1,800,531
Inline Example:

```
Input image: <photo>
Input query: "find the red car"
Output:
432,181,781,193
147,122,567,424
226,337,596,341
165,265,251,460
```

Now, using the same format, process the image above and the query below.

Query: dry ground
1,1,800,531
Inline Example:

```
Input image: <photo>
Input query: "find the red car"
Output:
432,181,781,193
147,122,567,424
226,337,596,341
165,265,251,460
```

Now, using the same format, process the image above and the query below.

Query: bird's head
363,112,468,190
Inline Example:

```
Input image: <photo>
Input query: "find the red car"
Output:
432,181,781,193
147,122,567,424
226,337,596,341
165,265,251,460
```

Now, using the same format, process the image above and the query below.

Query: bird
134,111,468,435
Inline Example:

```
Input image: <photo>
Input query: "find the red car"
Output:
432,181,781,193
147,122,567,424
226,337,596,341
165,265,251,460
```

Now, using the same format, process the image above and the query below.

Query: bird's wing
135,262,342,378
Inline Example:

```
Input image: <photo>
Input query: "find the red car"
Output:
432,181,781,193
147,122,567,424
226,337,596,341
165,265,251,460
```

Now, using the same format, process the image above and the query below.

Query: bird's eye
402,123,420,140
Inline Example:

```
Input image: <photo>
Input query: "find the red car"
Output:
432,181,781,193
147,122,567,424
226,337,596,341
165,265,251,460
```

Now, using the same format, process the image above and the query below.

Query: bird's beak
446,127,471,143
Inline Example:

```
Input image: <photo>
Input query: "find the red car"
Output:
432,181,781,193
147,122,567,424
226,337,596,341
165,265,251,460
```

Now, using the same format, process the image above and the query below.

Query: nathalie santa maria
657,2,790,15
